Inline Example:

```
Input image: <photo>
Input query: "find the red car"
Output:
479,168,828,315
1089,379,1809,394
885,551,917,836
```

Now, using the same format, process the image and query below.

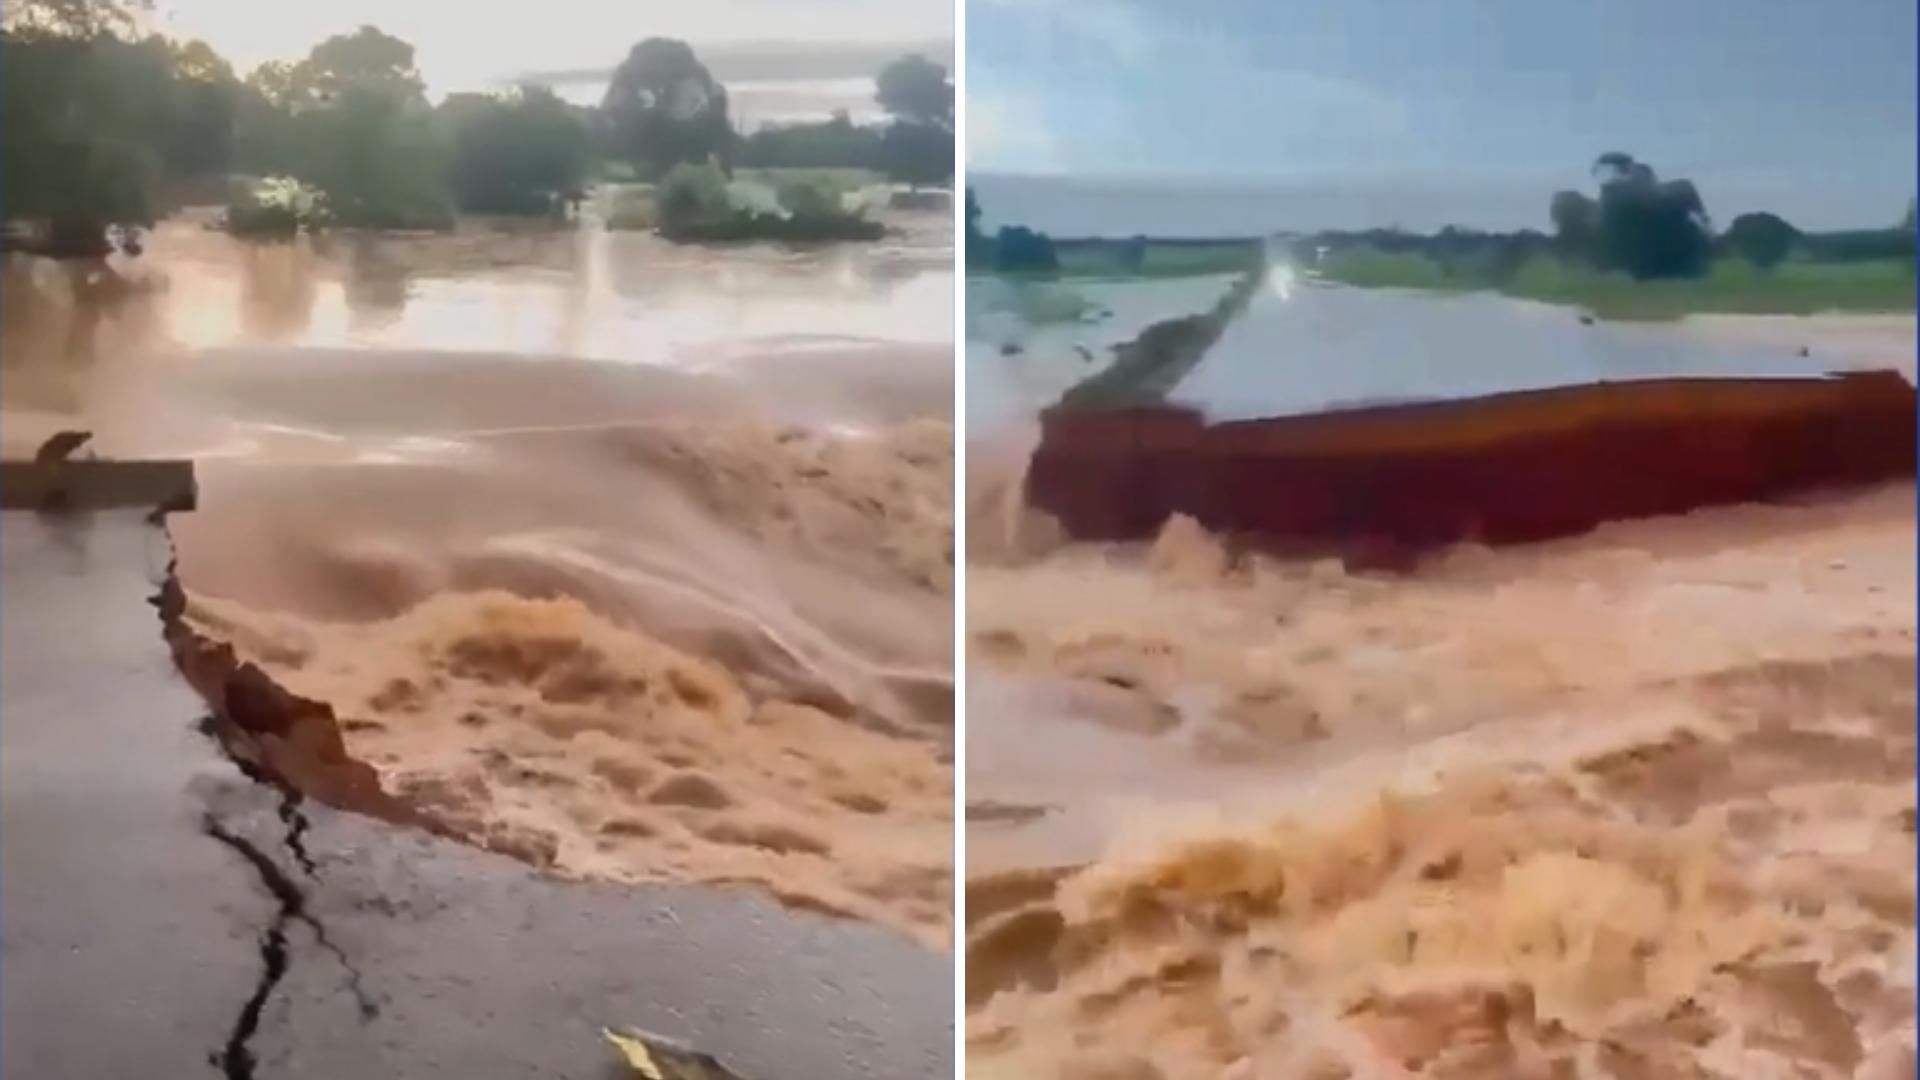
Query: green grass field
1051,239,1262,279
1315,248,1917,320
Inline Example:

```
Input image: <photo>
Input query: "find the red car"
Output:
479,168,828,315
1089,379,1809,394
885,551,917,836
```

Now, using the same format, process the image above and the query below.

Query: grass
975,279,1100,325
1052,239,1262,280
1316,248,1918,320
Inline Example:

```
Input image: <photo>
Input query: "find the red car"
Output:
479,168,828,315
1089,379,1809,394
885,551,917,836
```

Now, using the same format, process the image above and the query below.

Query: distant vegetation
970,153,1916,319
1308,153,1914,318
1,0,952,254
967,188,1262,279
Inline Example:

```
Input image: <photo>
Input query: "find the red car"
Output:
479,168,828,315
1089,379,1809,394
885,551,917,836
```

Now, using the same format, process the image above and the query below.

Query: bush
1723,212,1799,270
654,163,884,244
654,161,733,233
224,175,328,236
993,225,1059,274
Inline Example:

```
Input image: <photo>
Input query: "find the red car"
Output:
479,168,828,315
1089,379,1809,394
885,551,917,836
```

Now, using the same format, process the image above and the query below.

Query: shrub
224,175,328,236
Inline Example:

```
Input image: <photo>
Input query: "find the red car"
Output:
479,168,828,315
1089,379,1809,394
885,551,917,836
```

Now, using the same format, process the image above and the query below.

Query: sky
970,0,1917,227
152,0,953,98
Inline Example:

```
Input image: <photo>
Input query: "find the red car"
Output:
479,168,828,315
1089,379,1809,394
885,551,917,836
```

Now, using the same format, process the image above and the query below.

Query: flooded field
3,211,957,948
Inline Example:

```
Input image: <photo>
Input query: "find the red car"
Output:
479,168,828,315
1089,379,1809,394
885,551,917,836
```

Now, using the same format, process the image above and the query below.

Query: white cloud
154,0,950,92
973,0,1152,64
968,90,1067,173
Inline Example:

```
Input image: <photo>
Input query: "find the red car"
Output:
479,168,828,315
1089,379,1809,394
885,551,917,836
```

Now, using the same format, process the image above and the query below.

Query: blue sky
969,0,1917,226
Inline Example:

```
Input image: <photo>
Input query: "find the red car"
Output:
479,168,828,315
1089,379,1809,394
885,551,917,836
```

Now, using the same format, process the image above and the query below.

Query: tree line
968,153,1916,280
1339,153,1914,282
1,0,954,254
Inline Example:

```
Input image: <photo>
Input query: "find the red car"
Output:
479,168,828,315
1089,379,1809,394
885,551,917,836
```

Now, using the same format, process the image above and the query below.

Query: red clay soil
153,563,430,832
1026,370,1917,567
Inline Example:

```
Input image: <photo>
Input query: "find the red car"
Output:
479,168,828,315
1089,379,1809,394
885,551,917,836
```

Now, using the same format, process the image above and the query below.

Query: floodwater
1178,273,1844,421
1,211,957,948
962,272,1918,1075
965,273,1239,435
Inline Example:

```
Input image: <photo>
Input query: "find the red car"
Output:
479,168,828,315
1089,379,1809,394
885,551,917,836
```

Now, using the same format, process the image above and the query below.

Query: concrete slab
0,511,268,1078
0,460,196,511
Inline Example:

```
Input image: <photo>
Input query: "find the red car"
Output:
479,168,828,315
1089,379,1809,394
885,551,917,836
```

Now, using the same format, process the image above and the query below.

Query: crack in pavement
153,532,379,1075
202,813,296,1080
200,786,380,1079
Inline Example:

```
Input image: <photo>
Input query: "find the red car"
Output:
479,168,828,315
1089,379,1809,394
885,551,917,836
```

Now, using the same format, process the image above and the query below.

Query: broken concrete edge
144,516,908,941
148,522,499,855
0,458,197,513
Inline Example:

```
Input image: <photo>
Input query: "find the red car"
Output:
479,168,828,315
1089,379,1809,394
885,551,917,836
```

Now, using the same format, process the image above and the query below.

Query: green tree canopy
738,111,880,170
1723,211,1799,270
1,0,148,38
285,25,424,107
601,38,733,179
0,28,179,252
231,26,449,229
1546,153,1712,279
878,120,953,188
439,87,590,215
874,54,952,129
1548,189,1598,255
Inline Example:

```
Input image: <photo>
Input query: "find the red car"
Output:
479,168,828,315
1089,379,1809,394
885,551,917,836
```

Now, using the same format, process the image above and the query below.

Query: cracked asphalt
1,512,952,1079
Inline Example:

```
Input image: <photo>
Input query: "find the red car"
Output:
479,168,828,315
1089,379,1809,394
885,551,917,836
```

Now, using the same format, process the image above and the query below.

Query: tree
440,87,590,215
285,25,424,107
875,54,952,128
601,38,733,179
1582,152,1712,279
994,225,1058,273
878,120,952,188
290,84,449,228
0,30,176,253
1723,211,1799,271
738,111,880,170
2,0,148,37
237,27,450,229
161,37,240,178
965,188,989,268
1548,189,1598,257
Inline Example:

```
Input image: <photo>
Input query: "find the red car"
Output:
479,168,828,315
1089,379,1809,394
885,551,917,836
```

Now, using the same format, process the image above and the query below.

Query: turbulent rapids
966,474,1916,1076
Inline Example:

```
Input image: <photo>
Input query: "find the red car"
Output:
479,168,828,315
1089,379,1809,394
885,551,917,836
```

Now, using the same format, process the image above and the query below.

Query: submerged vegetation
1,0,953,254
